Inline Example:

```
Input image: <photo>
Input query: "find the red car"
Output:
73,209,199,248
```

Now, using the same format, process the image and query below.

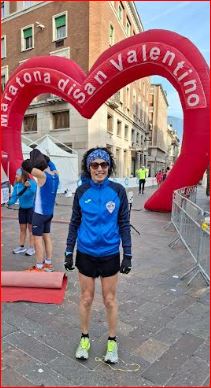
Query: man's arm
31,168,46,186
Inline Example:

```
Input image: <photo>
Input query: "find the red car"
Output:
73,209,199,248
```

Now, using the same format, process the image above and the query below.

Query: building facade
148,83,178,176
2,1,177,178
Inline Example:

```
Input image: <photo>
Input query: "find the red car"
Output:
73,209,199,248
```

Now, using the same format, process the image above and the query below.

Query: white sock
45,259,52,264
36,263,44,269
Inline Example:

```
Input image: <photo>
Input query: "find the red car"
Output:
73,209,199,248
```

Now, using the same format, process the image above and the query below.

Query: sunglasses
90,162,109,170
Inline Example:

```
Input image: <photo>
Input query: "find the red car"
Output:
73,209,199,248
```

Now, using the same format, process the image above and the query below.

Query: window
138,97,141,119
1,65,8,91
53,13,67,41
1,36,6,58
118,3,123,21
124,125,129,140
22,26,33,50
131,129,135,144
126,87,130,110
22,1,33,8
1,1,5,18
1,74,6,91
132,90,136,114
116,148,120,175
23,114,37,132
117,120,122,137
50,47,70,58
126,18,131,36
119,88,123,104
149,94,154,107
107,114,113,133
109,24,114,46
52,110,69,130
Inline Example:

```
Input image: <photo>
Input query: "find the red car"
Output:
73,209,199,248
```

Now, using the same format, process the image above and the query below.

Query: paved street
2,186,210,387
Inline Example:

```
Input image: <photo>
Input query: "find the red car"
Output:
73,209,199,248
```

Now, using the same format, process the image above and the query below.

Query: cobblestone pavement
1,186,210,387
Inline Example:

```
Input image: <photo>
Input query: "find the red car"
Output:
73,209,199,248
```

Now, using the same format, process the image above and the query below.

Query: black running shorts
18,207,34,225
32,212,53,236
75,251,120,278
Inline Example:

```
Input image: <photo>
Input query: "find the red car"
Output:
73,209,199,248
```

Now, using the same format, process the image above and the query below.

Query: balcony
107,92,121,108
47,95,63,104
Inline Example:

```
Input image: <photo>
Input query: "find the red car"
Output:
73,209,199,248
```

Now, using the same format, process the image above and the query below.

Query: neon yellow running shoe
75,337,90,360
104,339,118,364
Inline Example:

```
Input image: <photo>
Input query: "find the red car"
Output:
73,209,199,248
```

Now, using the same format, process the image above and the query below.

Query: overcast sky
135,1,210,119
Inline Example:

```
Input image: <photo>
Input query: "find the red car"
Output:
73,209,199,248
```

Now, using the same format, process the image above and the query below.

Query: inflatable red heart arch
1,29,210,211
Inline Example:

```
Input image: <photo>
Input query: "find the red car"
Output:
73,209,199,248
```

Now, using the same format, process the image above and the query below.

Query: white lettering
1,114,8,126
184,79,197,94
142,44,147,61
94,71,107,85
67,83,76,95
178,69,192,82
58,78,70,91
73,89,86,103
23,73,32,83
84,83,96,95
4,94,12,102
110,54,123,71
1,103,8,112
150,47,160,60
187,94,199,107
43,72,51,84
33,71,42,82
16,77,24,87
173,61,185,76
162,50,175,66
127,50,138,63
9,85,18,96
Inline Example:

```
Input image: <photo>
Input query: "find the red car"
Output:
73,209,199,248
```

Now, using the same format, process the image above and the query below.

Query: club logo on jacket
106,201,115,214
84,199,92,203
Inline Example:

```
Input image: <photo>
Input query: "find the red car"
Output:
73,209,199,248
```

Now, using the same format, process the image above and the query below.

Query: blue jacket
66,178,132,257
8,179,37,209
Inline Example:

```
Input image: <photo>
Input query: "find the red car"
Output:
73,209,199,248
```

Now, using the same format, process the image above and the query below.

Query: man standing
136,165,148,194
22,150,59,272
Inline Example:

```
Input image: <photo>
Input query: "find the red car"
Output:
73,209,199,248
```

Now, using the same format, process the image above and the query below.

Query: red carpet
1,271,68,304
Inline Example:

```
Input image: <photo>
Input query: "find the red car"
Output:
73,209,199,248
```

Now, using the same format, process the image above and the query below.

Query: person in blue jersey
7,167,37,256
22,149,59,272
64,147,132,364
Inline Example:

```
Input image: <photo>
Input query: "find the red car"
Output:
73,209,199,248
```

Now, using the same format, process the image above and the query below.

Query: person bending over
22,149,59,272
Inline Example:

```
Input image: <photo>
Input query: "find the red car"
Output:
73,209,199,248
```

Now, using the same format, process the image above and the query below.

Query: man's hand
64,252,75,271
24,181,31,187
120,255,132,274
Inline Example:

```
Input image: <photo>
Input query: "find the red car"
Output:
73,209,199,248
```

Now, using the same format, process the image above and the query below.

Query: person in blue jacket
7,167,37,256
22,149,59,272
64,147,132,364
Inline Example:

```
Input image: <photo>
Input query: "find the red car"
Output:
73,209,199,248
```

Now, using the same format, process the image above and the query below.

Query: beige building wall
148,84,169,175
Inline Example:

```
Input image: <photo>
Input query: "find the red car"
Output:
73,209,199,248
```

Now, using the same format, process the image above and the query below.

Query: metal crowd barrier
169,186,210,285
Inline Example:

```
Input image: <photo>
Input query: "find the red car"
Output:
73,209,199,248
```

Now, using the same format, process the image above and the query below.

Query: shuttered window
23,114,37,132
23,27,32,39
23,27,33,50
55,15,65,28
52,111,69,130
55,14,66,40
